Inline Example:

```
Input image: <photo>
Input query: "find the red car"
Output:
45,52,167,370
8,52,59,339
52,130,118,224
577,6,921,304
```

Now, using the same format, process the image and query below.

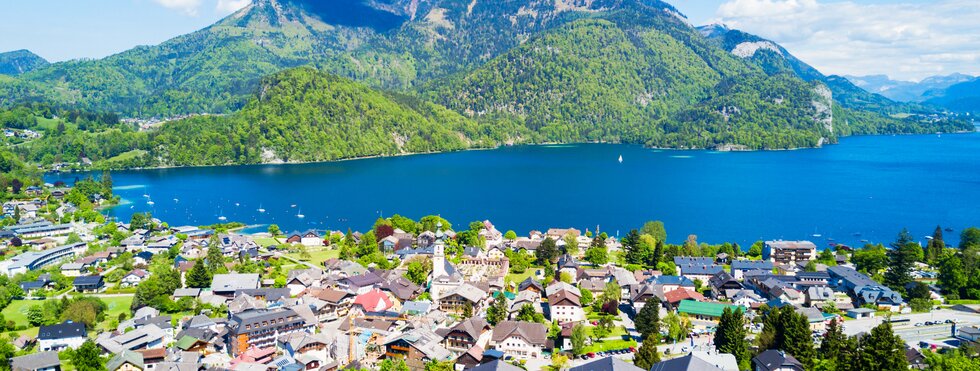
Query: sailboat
296,208,305,219
146,194,155,205
257,203,266,213
218,208,227,221
618,155,623,163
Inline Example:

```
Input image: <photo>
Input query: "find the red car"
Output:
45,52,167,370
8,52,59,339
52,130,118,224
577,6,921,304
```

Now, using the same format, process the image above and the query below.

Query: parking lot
842,309,980,346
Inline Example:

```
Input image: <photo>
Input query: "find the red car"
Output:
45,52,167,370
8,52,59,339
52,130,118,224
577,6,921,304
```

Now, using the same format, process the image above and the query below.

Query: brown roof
137,348,166,360
445,318,490,341
316,288,350,304
491,321,547,346
548,290,581,307
664,288,705,304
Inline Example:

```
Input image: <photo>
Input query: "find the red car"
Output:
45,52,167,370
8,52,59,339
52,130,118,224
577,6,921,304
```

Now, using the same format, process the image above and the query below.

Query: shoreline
44,130,977,174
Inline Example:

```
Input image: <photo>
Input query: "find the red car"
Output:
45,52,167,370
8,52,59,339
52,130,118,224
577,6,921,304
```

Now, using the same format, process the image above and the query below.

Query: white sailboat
146,194,155,205
618,155,623,163
296,208,305,219
218,208,227,221
257,203,266,213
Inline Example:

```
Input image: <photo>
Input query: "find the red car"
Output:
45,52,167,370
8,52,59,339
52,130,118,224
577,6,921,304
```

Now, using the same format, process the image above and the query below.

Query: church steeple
431,221,446,278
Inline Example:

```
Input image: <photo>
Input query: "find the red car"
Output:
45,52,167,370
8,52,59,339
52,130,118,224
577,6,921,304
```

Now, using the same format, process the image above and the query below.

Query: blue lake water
47,133,980,248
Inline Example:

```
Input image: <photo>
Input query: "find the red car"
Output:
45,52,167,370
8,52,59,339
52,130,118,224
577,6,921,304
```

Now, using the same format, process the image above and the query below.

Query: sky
1,0,977,82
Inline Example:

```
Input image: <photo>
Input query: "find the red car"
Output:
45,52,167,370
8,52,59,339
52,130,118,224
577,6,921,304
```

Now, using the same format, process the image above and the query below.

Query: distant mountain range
845,73,975,103
0,49,48,76
0,0,972,165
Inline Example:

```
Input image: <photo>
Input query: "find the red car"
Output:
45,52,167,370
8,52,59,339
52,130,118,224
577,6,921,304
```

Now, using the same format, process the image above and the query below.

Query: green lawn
103,149,147,163
1,295,134,330
586,326,627,339
582,339,637,353
254,237,281,247
284,247,339,263
505,267,542,286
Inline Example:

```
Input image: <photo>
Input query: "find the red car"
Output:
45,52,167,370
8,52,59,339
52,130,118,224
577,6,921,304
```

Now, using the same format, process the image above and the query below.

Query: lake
47,132,980,248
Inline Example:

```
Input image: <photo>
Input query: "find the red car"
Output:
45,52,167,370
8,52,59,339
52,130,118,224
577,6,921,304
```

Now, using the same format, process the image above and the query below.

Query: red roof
664,288,705,304
353,289,393,312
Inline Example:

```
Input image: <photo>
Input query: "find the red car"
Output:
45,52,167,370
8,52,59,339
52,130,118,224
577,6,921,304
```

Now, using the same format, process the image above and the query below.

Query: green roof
677,300,744,318
175,335,201,350
107,350,143,371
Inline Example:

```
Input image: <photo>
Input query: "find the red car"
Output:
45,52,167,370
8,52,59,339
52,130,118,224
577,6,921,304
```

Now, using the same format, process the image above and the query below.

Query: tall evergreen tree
714,307,749,367
486,293,508,325
884,229,918,292
186,259,212,288
634,338,662,369
622,229,644,265
926,225,946,264
651,240,664,268
635,297,661,340
536,237,559,265
855,322,908,371
205,242,224,272
781,307,816,369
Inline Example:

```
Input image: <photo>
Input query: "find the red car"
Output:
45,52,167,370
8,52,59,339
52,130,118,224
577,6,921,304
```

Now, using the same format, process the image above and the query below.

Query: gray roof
753,350,804,371
469,360,525,371
210,273,259,293
570,357,644,371
11,351,60,371
651,353,729,371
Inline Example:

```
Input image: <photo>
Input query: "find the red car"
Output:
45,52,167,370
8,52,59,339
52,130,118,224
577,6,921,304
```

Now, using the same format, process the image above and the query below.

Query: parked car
588,352,596,359
629,347,637,353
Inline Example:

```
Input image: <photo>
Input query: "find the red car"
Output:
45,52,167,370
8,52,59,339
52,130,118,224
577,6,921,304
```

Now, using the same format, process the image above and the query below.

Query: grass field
103,149,147,163
1,295,134,329
582,338,637,353
284,247,339,263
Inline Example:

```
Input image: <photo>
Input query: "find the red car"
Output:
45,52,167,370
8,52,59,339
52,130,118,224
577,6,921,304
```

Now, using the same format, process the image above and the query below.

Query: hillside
0,50,48,76
845,73,975,103
925,77,980,114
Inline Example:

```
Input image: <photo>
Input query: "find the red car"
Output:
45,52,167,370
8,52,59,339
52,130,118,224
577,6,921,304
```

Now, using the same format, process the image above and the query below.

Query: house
664,289,705,309
435,283,486,314
708,271,743,299
508,290,542,320
277,331,333,364
677,300,745,322
60,262,85,277
828,266,904,309
570,357,644,371
38,321,87,351
490,321,547,360
469,360,524,371
845,308,876,319
338,272,383,295
958,326,980,343
752,350,804,371
805,286,834,308
438,318,492,354
383,328,453,370
226,308,313,356
548,289,584,324
352,289,394,313
763,241,816,264
121,269,149,287
73,275,105,293
731,260,774,279
211,273,260,296
517,278,544,297
11,351,61,371
651,275,695,293
380,276,423,302
315,288,352,319
107,350,144,371
650,352,739,371
486,247,505,260
454,345,485,369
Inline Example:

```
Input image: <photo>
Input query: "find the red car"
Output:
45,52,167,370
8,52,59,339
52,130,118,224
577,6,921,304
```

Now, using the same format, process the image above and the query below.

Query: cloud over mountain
714,0,980,81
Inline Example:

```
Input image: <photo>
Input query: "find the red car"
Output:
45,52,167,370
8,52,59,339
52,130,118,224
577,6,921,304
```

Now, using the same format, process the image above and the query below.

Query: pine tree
714,307,749,366
782,307,816,369
855,322,908,371
634,338,662,369
206,242,224,272
486,293,507,325
884,229,918,292
635,297,661,340
186,259,212,288
926,225,946,264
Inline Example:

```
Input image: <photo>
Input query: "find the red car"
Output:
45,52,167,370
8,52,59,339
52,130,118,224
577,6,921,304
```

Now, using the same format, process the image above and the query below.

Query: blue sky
1,0,977,81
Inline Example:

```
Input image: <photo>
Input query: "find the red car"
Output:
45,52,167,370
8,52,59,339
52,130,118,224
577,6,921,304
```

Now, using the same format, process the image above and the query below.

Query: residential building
383,328,453,370
490,321,547,360
0,242,85,276
11,351,61,371
226,309,313,356
73,275,105,293
763,241,816,264
650,352,739,371
752,350,804,371
730,260,774,279
570,357,644,371
211,273,260,296
677,300,745,322
38,321,87,351
438,318,491,354
547,289,584,324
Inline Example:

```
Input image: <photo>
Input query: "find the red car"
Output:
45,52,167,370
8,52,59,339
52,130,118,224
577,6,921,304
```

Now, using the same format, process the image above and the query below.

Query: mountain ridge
0,49,49,76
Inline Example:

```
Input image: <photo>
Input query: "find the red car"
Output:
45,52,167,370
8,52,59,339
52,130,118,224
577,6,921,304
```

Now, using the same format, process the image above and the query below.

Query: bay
47,133,980,248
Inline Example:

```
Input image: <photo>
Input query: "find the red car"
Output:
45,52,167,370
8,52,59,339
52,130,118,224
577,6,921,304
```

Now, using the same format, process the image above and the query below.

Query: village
2,182,980,371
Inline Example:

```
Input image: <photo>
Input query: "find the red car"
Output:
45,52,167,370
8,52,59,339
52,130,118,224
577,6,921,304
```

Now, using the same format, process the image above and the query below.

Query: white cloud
216,0,251,13
713,0,980,81
153,0,204,16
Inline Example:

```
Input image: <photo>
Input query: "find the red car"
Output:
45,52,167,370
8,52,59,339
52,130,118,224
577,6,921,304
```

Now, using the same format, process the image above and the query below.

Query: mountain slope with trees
0,49,49,76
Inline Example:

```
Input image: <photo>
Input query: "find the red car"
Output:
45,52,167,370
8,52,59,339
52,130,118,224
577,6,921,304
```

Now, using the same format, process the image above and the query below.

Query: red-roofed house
353,289,394,313
664,288,706,308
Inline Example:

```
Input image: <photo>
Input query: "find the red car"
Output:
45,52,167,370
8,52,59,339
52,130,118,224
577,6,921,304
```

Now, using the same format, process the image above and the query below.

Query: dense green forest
0,0,973,168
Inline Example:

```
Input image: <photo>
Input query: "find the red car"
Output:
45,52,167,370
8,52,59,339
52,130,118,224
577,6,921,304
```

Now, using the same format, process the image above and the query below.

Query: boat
296,209,305,219
812,234,822,238
173,198,179,203
257,204,266,213
142,193,149,198
146,200,154,205
290,204,297,208
235,202,240,207
618,155,623,163
218,215,227,221
925,236,934,240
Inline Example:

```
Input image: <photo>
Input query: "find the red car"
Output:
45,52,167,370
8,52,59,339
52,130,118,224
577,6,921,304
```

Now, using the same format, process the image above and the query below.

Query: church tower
431,221,447,278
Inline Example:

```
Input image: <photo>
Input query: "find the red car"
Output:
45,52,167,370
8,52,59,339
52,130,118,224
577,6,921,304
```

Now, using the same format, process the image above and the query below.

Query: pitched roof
753,350,804,371
210,273,259,292
107,350,144,371
11,351,60,371
491,321,547,345
548,289,582,307
469,360,525,371
444,318,490,340
664,288,706,304
570,357,644,371
38,321,86,340
353,289,394,312
677,300,744,318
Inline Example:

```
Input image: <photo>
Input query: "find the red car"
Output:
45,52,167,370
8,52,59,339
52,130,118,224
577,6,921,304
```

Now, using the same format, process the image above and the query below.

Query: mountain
924,77,980,114
845,73,975,102
0,49,49,76
1,0,972,160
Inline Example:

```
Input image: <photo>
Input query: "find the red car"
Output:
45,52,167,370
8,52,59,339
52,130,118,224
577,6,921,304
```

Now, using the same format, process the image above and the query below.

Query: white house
38,322,87,351
120,269,149,287
490,321,547,360
547,289,585,324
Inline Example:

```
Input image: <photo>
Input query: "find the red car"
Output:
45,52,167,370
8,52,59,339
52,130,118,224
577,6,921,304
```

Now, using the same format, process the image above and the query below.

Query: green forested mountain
0,50,49,76
925,78,980,114
0,0,972,165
